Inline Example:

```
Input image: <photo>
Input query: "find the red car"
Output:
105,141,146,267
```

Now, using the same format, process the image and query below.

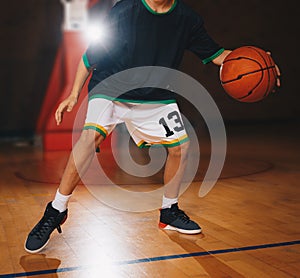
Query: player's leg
58,129,104,195
163,141,190,199
25,98,116,253
24,130,104,254
127,103,201,234
159,141,201,234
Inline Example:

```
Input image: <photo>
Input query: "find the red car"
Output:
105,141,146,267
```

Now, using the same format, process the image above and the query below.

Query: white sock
52,189,72,212
162,195,178,209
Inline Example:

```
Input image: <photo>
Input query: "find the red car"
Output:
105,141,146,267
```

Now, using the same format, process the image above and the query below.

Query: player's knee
79,129,104,147
167,141,190,160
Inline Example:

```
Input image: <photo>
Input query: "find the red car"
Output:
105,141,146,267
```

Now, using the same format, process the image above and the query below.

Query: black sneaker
159,203,201,234
24,202,68,253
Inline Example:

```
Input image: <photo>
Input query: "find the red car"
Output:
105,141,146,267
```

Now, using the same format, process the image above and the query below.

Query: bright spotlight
85,22,107,43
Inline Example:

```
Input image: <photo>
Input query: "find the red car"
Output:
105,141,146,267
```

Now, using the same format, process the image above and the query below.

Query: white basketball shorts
83,98,189,148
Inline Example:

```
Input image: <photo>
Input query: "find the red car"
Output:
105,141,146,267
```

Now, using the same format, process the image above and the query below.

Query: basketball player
25,0,280,253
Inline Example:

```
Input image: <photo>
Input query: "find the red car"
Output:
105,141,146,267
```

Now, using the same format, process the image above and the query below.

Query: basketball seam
221,57,264,99
248,46,274,99
221,55,264,85
221,66,275,84
220,46,277,102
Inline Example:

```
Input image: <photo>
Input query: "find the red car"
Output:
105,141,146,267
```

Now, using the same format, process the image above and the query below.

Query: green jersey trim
202,48,225,64
141,0,177,15
89,94,177,104
82,53,91,69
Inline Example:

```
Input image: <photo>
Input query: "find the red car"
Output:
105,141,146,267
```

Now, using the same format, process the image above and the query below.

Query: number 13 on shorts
126,103,189,148
159,110,185,137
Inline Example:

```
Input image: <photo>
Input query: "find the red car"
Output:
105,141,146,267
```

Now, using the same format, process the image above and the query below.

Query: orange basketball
220,46,277,102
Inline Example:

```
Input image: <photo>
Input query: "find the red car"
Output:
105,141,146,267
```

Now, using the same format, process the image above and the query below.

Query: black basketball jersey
83,0,224,102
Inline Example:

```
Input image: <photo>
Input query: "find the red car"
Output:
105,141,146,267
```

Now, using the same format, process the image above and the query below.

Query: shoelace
171,208,191,224
31,216,61,239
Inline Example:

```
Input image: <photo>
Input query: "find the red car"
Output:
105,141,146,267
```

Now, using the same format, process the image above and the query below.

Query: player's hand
274,63,281,87
55,95,78,125
266,51,281,90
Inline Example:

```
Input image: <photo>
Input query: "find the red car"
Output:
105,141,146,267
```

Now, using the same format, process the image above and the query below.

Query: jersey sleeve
82,4,119,70
187,14,224,64
83,40,109,69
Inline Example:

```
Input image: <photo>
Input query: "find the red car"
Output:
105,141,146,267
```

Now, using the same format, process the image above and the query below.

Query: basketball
220,46,277,102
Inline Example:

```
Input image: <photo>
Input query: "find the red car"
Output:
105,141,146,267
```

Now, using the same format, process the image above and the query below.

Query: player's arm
55,57,92,125
187,14,232,67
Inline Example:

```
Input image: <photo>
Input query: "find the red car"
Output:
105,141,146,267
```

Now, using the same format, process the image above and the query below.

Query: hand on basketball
55,95,78,125
267,51,281,90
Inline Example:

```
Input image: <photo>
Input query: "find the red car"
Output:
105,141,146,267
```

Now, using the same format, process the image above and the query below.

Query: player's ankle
52,189,72,212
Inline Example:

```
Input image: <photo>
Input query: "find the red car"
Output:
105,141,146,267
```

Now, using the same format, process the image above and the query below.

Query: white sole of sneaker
160,224,202,235
24,239,50,254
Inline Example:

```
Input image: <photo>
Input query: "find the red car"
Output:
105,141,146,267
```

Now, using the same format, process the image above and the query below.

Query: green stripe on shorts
83,123,107,138
137,135,189,149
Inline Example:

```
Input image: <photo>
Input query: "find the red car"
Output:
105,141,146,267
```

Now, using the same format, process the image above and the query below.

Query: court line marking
1,240,299,277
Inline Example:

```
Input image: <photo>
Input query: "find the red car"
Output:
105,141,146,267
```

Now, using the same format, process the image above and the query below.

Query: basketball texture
220,46,277,102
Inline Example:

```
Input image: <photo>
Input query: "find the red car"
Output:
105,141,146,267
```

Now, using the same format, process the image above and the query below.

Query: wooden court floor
0,122,299,277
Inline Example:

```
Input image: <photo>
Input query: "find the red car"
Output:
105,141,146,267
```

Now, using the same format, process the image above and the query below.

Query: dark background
1,0,299,139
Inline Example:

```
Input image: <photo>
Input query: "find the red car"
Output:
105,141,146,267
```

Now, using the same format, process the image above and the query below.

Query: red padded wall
36,32,89,151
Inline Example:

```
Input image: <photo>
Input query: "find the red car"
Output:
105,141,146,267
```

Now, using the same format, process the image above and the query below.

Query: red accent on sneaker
159,222,168,229
60,215,68,225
